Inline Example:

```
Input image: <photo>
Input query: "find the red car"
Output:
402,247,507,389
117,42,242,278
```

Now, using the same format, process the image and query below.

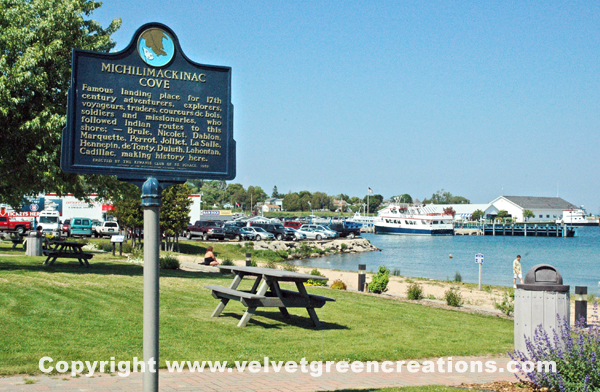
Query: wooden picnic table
43,241,93,267
206,266,335,328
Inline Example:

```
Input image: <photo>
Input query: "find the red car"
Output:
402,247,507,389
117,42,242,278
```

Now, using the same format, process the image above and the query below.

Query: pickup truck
326,223,361,239
0,215,32,235
185,221,225,241
92,221,120,238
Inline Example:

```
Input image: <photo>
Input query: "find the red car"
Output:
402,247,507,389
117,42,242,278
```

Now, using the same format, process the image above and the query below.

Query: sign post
61,23,235,392
475,253,484,290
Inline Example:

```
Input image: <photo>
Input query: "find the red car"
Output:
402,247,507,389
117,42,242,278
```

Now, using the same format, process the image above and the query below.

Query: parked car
250,223,287,240
70,217,93,237
245,227,275,241
223,226,254,241
92,220,120,238
296,227,328,240
298,224,338,239
326,223,361,238
61,219,71,237
283,221,303,230
185,221,225,241
284,227,306,241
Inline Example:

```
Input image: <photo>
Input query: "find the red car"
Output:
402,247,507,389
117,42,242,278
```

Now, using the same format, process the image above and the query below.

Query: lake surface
291,227,600,294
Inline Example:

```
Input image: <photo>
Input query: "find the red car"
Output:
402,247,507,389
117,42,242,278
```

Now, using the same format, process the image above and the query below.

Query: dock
454,223,576,237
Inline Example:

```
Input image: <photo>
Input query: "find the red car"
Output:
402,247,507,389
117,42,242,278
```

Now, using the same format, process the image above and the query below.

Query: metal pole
478,263,482,291
575,286,587,327
358,264,366,292
142,178,162,392
246,252,252,266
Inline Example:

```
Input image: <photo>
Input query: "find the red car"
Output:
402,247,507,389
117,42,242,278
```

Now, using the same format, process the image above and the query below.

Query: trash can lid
516,264,570,292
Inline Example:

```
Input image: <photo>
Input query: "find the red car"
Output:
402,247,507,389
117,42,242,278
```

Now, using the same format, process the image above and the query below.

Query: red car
283,221,303,230
61,219,71,237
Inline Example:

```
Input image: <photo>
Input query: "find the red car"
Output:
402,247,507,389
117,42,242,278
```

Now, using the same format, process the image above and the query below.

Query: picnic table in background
206,266,335,328
43,241,93,267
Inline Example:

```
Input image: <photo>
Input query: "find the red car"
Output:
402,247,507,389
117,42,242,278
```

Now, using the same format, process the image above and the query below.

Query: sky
92,1,600,212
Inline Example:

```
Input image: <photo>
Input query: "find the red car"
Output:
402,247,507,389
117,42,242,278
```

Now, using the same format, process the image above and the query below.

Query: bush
265,259,277,269
510,302,600,391
453,271,462,283
159,255,180,270
221,258,234,266
276,250,289,260
494,290,515,316
282,263,297,272
444,287,463,307
248,258,258,267
392,268,401,276
340,243,348,251
244,242,254,249
406,283,423,300
307,269,328,286
330,280,347,290
368,266,390,294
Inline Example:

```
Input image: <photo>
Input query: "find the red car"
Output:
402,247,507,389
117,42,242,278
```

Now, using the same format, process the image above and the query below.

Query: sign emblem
137,27,175,67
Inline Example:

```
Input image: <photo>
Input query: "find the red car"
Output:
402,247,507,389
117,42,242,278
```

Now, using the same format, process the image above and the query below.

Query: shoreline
178,254,598,324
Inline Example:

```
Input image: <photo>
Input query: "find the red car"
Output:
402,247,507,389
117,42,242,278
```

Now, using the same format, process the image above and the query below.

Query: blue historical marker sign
475,253,484,264
61,23,235,182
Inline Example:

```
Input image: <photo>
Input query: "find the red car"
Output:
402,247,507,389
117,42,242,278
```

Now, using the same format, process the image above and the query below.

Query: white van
38,210,61,236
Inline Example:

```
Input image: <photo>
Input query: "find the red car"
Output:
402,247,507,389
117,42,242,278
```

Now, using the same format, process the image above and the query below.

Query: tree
272,186,279,198
472,209,485,221
282,192,300,211
363,194,383,213
523,209,534,222
497,210,510,221
443,207,456,217
393,194,413,204
0,0,121,208
111,183,143,247
422,189,470,204
160,184,192,252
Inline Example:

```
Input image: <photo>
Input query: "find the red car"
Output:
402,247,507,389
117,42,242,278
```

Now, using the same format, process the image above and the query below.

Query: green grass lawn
0,241,513,375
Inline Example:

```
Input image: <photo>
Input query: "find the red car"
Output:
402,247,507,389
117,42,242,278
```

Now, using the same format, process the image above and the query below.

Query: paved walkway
0,356,516,391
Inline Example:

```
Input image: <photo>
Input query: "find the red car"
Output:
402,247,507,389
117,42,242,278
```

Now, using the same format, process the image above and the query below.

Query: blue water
291,227,600,294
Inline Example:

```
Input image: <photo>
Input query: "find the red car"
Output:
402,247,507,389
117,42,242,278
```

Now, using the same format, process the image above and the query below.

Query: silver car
295,227,328,240
245,227,275,241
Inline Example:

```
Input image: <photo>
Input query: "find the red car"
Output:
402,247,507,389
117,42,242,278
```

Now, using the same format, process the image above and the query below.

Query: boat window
405,220,409,225
539,215,542,218
422,221,427,225
546,215,550,218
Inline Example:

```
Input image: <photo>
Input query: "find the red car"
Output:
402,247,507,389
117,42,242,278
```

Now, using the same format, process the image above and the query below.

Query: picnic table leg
270,280,291,319
238,279,269,327
295,282,322,329
212,273,244,318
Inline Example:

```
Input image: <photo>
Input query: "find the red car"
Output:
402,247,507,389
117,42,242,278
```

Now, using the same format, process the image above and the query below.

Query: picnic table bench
8,232,24,249
43,241,93,267
206,266,334,328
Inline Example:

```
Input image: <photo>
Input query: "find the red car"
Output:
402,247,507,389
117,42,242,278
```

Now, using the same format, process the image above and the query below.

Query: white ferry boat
374,204,454,235
557,209,599,226
345,212,375,227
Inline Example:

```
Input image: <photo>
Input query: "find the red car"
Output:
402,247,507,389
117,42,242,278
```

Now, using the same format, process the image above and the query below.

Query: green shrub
282,263,297,272
427,294,436,300
483,284,492,293
244,242,254,249
307,269,328,286
494,290,515,316
444,287,463,307
159,255,180,270
368,266,390,294
265,259,277,269
392,268,401,276
97,240,113,252
330,279,347,290
406,283,424,300
248,258,257,267
340,243,348,251
221,258,234,266
453,271,462,283
276,250,289,260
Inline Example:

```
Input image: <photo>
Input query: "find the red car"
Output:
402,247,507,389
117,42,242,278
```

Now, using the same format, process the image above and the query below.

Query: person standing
513,255,523,288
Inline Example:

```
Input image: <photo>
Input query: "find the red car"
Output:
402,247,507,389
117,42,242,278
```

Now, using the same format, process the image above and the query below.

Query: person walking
513,255,523,288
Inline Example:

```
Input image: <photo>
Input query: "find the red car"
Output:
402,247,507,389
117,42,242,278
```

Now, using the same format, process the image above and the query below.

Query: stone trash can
25,231,43,257
514,264,570,352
